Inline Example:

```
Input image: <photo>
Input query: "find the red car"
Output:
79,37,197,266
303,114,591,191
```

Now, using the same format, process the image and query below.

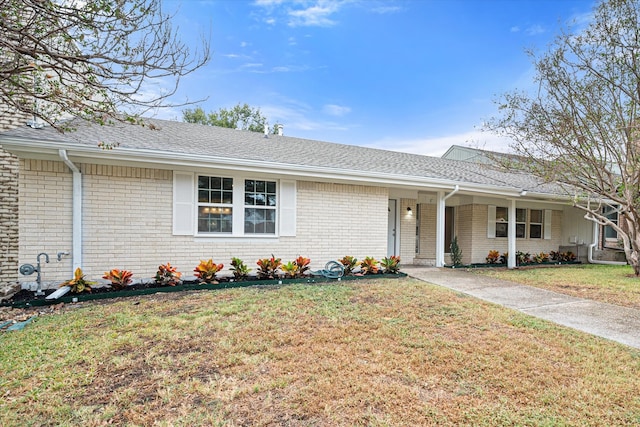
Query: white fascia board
2,138,529,198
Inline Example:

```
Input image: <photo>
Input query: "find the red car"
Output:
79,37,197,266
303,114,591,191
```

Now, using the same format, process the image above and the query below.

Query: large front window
196,175,277,235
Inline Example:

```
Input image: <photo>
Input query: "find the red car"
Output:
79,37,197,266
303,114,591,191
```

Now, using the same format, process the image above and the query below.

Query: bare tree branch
0,0,210,130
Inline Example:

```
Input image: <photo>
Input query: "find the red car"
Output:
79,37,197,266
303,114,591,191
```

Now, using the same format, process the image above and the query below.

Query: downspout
59,150,82,272
587,217,626,265
436,185,460,267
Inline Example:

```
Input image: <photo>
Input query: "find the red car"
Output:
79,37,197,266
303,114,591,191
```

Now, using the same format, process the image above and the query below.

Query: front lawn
1,278,638,426
476,264,640,309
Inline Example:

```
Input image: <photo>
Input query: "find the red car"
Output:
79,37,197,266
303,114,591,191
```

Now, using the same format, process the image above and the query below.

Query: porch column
435,191,445,267
508,198,516,269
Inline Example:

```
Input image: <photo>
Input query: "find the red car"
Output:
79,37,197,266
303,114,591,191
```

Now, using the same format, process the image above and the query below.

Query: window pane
245,180,255,192
245,208,276,234
516,208,526,223
530,224,542,239
197,176,207,188
256,180,265,192
211,177,221,189
530,209,542,223
198,190,209,203
198,206,232,233
222,191,233,204
267,194,277,206
516,223,526,238
266,181,276,193
211,191,222,204
496,207,508,222
496,223,508,238
223,178,233,191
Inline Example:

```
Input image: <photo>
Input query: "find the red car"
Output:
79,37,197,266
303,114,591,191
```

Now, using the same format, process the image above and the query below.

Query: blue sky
156,0,596,156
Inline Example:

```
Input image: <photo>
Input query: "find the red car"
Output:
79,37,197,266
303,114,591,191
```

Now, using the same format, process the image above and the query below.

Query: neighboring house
0,118,601,284
443,145,626,262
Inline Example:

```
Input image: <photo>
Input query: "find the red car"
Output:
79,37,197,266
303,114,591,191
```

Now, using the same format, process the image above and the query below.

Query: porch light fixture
406,207,412,212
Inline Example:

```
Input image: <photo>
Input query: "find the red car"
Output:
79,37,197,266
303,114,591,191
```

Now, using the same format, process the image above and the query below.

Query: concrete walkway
403,266,640,349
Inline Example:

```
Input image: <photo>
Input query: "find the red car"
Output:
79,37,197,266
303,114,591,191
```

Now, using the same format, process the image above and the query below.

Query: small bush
102,268,133,290
339,256,359,275
360,256,379,275
295,256,311,277
449,236,463,266
194,259,224,284
486,250,500,264
381,256,401,274
515,251,531,266
61,267,96,293
155,263,181,286
230,257,251,281
532,252,549,263
256,255,282,280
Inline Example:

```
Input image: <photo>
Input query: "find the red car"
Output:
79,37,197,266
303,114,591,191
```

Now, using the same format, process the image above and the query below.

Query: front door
387,199,397,256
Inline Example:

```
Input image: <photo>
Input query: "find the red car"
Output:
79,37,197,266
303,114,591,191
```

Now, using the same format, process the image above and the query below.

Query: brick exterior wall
17,161,389,282
0,107,29,284
399,198,416,262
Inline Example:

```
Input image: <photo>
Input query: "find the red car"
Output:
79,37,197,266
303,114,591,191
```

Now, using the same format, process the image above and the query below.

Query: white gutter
59,150,82,272
587,217,626,265
436,185,460,267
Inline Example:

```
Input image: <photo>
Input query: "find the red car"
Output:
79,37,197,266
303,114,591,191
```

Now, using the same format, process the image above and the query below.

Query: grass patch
1,278,639,426
475,264,640,309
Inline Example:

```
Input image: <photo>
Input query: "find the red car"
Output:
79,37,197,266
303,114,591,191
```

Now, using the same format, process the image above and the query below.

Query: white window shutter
487,205,496,238
279,180,296,236
173,172,195,235
544,209,552,240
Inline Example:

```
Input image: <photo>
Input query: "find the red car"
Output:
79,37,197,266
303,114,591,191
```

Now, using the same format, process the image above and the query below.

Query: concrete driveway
403,266,640,349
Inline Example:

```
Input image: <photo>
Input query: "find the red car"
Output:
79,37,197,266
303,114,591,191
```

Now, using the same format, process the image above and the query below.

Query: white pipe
59,150,82,272
443,184,459,201
587,217,626,265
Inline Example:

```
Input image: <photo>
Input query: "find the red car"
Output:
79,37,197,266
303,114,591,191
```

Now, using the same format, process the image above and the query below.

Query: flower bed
2,272,408,309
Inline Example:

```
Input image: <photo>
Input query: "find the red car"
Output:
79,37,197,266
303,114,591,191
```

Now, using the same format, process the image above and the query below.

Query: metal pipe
59,150,82,271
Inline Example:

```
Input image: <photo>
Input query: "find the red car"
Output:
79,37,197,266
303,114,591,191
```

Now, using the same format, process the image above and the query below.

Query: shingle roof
0,117,564,196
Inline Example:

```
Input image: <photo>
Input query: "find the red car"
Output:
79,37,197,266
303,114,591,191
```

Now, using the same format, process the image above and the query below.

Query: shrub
230,257,251,281
339,256,359,275
380,255,401,274
360,256,379,275
194,259,224,284
281,261,299,279
499,252,508,264
515,251,531,266
256,255,282,280
486,250,500,264
550,250,576,262
61,267,95,293
449,236,463,266
294,256,311,277
155,263,181,286
102,268,133,290
532,252,549,264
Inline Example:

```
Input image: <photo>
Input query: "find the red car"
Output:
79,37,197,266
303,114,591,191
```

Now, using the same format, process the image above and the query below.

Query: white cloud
510,26,520,33
288,3,340,27
323,104,351,116
525,24,545,36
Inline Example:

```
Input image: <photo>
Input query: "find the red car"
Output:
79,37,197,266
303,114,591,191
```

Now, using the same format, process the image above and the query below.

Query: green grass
1,279,639,426
476,264,640,309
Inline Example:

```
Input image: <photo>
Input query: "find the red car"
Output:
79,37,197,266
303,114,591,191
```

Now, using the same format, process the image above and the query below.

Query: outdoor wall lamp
406,207,412,212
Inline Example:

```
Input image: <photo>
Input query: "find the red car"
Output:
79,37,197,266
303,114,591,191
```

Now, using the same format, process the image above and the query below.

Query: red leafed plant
339,256,359,275
155,262,182,286
194,259,224,284
256,255,282,280
102,268,133,290
294,256,311,277
60,267,96,293
360,256,379,275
